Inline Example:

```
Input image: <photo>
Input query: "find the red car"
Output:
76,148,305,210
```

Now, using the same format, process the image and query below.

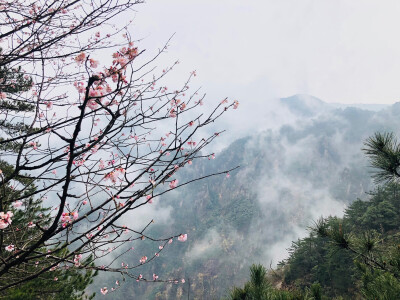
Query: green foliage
0,158,97,299
0,66,96,299
363,132,400,183
280,181,400,298
357,265,400,300
227,264,324,300
4,254,97,300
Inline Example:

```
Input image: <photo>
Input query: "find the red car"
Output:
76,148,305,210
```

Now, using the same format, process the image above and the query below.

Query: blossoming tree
0,0,238,295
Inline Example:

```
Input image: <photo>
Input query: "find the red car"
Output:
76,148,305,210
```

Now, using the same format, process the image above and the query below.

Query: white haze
85,1,400,297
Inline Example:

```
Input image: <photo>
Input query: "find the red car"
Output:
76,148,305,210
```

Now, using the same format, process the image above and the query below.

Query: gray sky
132,0,400,105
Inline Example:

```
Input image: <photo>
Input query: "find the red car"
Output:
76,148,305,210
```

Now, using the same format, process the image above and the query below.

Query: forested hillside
90,96,400,299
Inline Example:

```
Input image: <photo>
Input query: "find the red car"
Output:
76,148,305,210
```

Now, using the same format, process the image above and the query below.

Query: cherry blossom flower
233,100,239,109
153,274,158,281
169,179,178,189
61,213,71,224
12,201,23,209
169,108,176,118
87,99,99,110
60,212,78,227
139,256,147,264
29,141,38,150
44,101,53,109
5,244,14,252
104,168,125,184
178,234,187,242
74,254,82,266
89,58,99,68
100,287,108,295
27,222,36,228
74,52,86,64
0,211,13,229
71,211,79,220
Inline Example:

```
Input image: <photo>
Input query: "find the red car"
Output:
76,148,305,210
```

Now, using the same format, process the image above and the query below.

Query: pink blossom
178,234,187,242
74,81,85,93
89,58,99,68
104,171,118,183
29,141,38,150
181,279,185,283
169,179,178,189
139,256,147,264
0,92,6,99
0,211,13,229
169,108,176,118
12,201,22,209
233,100,239,109
153,274,158,281
60,212,77,227
61,213,71,224
91,145,99,154
74,52,86,64
74,254,82,266
71,211,79,220
27,222,36,228
100,287,108,295
87,99,99,110
45,101,53,109
5,244,14,252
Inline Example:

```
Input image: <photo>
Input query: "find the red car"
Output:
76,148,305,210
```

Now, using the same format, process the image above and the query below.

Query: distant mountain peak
280,94,327,117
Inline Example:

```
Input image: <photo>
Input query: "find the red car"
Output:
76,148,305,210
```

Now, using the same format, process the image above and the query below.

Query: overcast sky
131,0,400,106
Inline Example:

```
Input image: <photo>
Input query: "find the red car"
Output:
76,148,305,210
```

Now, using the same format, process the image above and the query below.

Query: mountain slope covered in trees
91,96,400,299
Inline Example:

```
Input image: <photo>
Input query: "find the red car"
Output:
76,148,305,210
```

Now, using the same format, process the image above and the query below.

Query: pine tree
0,66,96,299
